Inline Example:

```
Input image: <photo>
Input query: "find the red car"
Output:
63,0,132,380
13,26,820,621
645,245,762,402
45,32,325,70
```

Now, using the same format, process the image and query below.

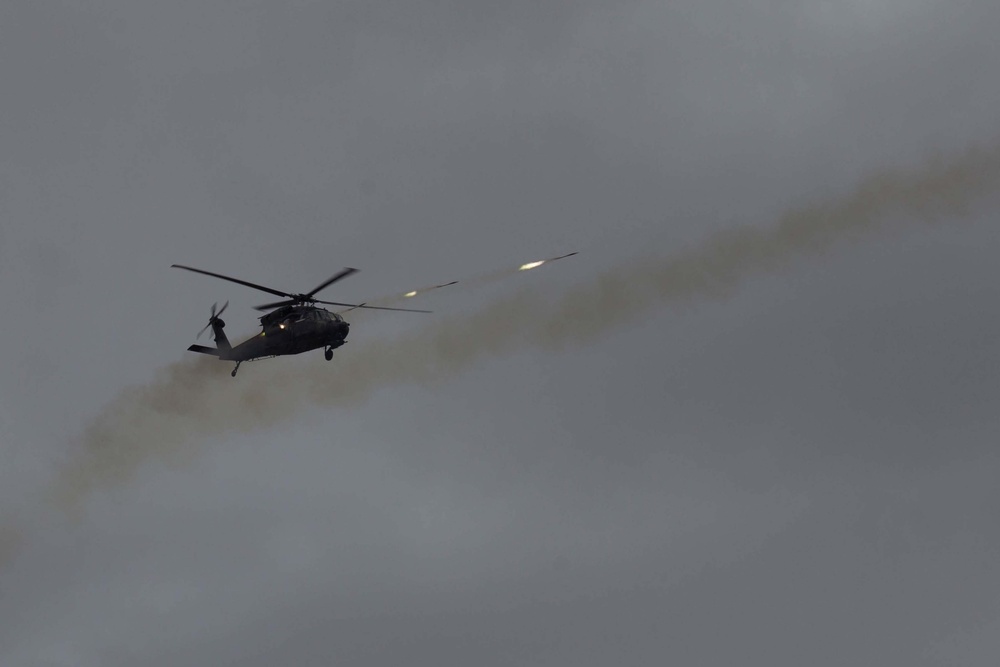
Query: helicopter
171,264,437,377
172,252,577,377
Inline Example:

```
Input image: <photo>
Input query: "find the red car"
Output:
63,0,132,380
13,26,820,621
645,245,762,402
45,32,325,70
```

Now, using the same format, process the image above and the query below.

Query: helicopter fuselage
196,305,350,367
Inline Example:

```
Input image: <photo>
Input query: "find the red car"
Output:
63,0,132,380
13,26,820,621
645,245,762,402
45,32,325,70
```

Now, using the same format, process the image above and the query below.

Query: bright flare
404,291,418,297
519,260,545,271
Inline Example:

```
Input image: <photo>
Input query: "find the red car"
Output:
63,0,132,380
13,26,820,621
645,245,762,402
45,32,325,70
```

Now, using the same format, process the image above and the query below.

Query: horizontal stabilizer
187,344,221,356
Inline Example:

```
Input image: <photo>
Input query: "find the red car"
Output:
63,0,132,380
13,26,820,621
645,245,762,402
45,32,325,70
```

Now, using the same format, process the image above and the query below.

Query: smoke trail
52,143,1000,511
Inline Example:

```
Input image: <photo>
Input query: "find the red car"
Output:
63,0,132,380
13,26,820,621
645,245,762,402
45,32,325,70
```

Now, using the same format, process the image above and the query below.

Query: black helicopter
171,264,435,376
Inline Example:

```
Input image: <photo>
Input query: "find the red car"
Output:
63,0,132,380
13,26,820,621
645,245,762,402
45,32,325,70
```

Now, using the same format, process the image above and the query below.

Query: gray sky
2,1,999,665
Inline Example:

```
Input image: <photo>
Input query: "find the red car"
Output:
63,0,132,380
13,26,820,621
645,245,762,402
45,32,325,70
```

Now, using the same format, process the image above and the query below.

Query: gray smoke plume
52,143,1000,512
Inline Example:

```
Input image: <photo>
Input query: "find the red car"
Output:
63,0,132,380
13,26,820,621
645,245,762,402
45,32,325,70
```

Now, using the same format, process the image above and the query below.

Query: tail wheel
325,348,333,361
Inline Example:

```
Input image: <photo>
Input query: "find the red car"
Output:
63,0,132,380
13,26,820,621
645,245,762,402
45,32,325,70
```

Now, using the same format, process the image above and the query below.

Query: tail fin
210,319,231,351
187,303,232,358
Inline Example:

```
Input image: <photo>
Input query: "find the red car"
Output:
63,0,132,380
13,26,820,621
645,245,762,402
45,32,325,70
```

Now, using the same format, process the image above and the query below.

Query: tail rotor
197,301,228,339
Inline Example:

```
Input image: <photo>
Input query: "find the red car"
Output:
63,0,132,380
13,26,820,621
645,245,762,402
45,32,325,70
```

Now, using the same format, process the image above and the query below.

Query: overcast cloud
2,1,999,665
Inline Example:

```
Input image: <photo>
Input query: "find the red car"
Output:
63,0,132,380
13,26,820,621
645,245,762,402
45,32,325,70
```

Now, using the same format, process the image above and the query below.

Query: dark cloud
2,1,1000,665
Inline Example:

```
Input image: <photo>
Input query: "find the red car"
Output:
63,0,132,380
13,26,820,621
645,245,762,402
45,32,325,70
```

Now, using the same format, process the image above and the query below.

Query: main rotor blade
171,264,292,299
306,267,359,297
253,299,299,311
317,299,432,313
254,297,430,312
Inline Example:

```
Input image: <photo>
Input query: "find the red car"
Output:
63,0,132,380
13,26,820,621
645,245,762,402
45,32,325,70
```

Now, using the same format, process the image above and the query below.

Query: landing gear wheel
324,348,333,361
231,369,237,377
231,361,241,377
